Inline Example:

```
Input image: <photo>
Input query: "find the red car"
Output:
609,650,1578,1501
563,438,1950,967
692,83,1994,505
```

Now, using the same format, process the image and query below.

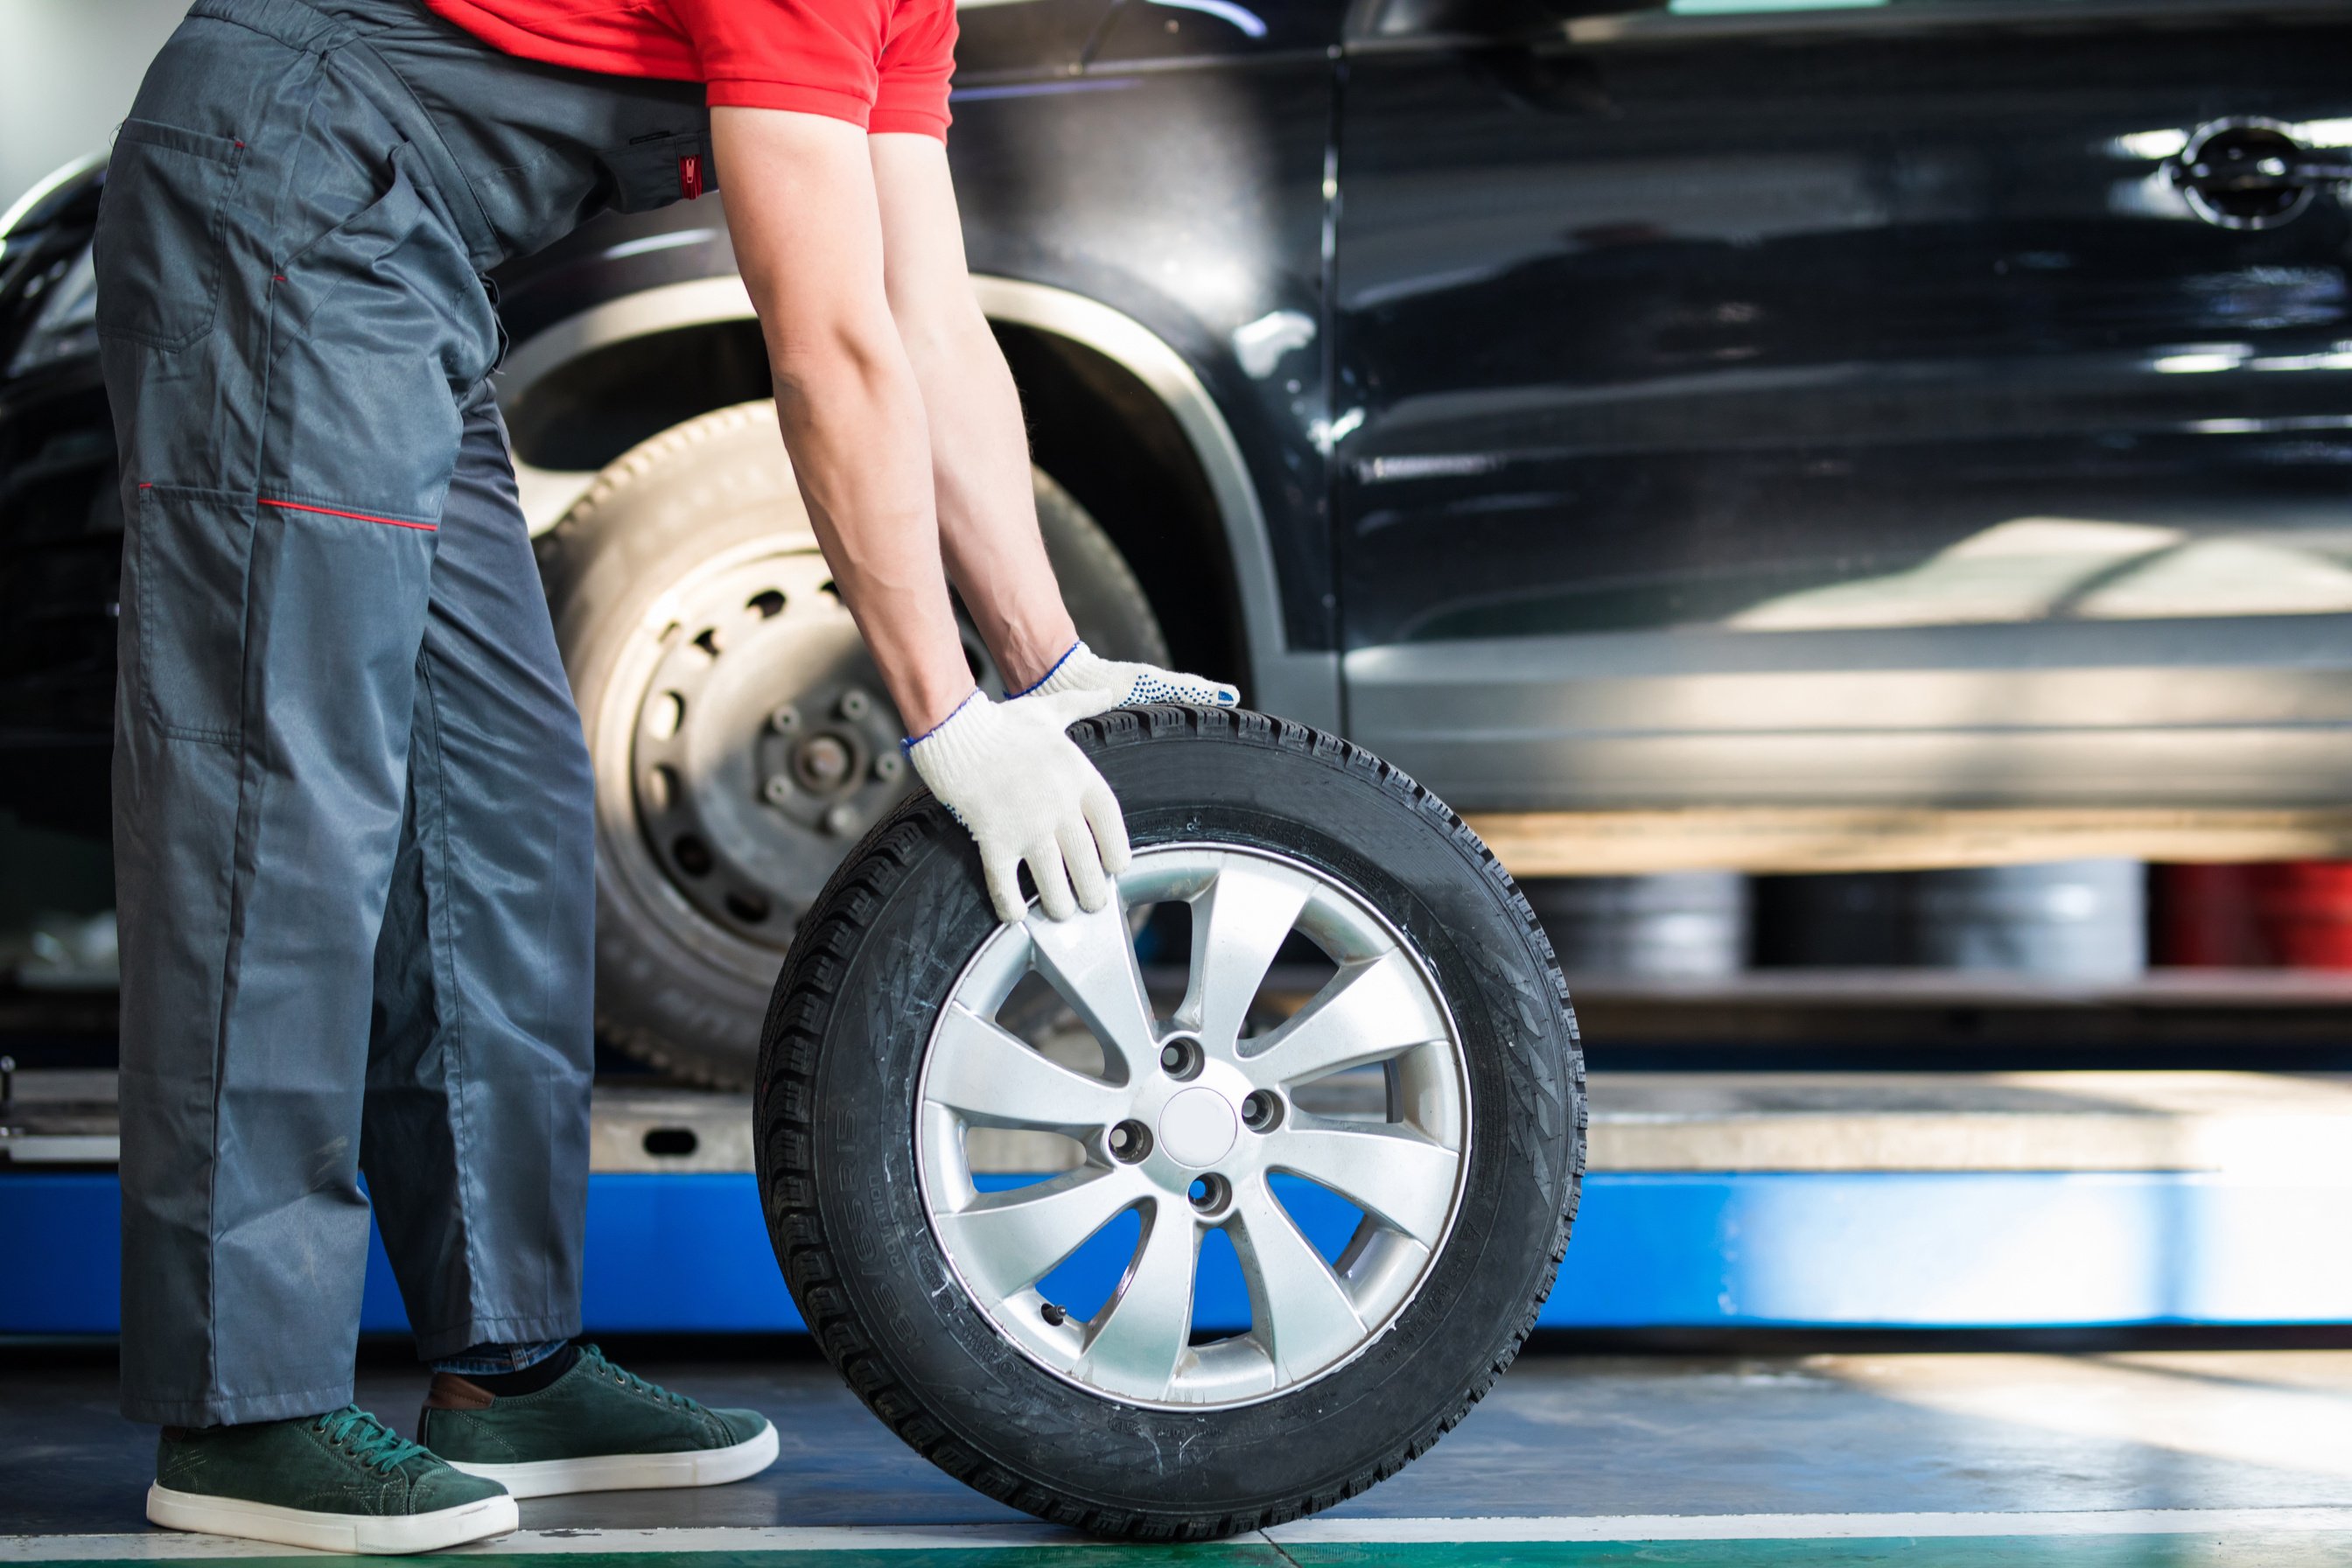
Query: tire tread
754,705,1585,1539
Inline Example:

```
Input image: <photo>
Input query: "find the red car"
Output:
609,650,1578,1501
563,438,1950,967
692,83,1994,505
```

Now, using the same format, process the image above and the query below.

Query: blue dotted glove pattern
1124,672,1239,707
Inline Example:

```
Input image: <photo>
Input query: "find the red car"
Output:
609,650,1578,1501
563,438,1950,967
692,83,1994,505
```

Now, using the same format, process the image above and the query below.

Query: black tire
537,402,1172,1087
755,705,1586,1538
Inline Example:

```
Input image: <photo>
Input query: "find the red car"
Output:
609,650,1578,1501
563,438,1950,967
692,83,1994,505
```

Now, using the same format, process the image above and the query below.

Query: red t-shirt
422,0,957,140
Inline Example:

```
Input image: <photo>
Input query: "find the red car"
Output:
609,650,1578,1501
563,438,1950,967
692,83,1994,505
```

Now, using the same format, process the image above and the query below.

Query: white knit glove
906,690,1131,924
1012,640,1239,717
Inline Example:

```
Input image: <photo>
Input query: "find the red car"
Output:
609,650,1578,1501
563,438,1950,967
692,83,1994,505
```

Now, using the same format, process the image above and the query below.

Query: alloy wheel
915,844,1470,1408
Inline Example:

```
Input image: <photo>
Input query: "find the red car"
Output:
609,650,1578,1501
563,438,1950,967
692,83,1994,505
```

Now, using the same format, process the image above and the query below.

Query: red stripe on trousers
258,497,437,532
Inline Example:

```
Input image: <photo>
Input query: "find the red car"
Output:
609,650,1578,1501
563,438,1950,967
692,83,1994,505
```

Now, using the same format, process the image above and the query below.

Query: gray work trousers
94,0,715,1424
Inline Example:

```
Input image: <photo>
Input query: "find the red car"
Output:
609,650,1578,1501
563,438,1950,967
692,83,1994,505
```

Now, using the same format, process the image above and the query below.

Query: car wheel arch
496,273,1298,708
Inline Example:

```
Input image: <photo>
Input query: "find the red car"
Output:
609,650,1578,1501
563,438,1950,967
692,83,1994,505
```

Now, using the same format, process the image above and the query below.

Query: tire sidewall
776,710,1579,1518
549,410,793,1082
539,402,1170,1084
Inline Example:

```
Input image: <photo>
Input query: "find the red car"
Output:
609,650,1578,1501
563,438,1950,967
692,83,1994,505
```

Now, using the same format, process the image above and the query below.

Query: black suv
6,0,2352,1081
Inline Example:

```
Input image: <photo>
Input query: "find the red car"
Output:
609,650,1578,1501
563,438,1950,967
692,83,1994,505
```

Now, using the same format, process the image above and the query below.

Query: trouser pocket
127,486,255,745
264,143,484,521
94,118,245,351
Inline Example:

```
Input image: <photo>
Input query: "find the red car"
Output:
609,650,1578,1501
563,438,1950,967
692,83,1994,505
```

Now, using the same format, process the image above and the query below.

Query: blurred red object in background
2154,862,2352,969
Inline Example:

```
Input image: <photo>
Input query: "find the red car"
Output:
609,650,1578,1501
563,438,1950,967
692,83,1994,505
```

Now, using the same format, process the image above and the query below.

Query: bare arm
867,132,1077,693
710,107,975,734
711,108,1137,922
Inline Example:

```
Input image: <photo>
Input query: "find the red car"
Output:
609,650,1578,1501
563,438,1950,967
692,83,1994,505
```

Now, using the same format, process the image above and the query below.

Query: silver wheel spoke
926,1004,1122,1131
1229,1177,1364,1380
935,1168,1140,1299
1077,1200,1200,1397
1027,901,1158,1082
920,844,1470,1409
1184,862,1309,1050
1272,1118,1460,1247
1242,948,1448,1088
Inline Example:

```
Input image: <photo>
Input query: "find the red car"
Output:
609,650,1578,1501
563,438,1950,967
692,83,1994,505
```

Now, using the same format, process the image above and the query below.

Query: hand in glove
1011,640,1239,718
906,690,1131,924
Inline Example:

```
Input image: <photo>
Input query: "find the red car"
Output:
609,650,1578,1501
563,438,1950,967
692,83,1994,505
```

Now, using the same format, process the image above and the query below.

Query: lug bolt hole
1158,1035,1204,1080
1108,1119,1153,1164
671,835,713,878
1241,1090,1284,1133
1186,1173,1231,1216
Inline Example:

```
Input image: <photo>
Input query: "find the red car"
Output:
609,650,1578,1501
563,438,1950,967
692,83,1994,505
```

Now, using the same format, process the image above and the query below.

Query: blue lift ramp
7,1070,2352,1334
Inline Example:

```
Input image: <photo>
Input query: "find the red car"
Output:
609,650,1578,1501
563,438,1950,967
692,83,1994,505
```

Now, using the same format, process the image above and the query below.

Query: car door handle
2172,118,2352,230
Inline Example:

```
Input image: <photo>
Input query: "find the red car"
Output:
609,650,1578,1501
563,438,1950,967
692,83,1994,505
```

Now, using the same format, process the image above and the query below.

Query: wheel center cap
794,732,853,789
1157,1087,1238,1169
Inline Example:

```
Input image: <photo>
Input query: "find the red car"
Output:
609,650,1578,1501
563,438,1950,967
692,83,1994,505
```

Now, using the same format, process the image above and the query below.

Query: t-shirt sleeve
870,0,956,139
668,0,888,128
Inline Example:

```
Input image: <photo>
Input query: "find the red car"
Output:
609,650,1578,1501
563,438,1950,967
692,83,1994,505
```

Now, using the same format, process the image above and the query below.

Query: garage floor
7,1341,2352,1564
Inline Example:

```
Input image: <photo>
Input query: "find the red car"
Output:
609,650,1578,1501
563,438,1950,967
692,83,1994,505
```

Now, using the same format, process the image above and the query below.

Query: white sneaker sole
147,1482,518,1555
444,1421,779,1500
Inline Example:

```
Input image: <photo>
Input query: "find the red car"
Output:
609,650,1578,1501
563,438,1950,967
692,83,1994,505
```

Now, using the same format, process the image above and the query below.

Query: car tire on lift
537,401,1170,1088
755,705,1586,1538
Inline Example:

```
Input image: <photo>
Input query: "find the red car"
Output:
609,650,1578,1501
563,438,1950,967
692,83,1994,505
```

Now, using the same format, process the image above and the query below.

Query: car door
1333,0,2352,822
956,0,1356,720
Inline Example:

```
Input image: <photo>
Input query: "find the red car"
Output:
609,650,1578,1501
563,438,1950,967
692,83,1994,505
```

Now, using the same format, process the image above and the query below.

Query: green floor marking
1279,1536,2352,1568
21,1533,2352,1568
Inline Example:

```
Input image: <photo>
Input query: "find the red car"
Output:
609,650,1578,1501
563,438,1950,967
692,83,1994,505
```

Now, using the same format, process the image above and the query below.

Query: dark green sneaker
147,1405,516,1554
419,1344,776,1499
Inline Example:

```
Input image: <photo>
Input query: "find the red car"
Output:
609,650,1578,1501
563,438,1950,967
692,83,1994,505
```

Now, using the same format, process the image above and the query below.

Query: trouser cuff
410,1309,582,1364
431,1337,569,1376
121,1376,354,1429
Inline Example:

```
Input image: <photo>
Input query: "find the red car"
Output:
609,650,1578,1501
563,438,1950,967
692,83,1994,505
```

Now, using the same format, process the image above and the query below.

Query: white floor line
0,1526,1081,1562
452,1526,1086,1557
1263,1508,2352,1545
10,1508,2352,1561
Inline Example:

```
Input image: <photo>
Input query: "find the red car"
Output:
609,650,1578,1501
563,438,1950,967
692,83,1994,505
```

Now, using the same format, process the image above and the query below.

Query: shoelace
311,1405,428,1474
580,1345,696,1410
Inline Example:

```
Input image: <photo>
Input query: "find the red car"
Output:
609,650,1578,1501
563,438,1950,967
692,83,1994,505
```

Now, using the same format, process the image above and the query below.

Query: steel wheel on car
756,705,1584,1538
537,401,1169,1087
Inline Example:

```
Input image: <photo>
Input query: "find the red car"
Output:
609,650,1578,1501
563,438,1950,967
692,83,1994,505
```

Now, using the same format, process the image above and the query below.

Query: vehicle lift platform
6,970,2352,1337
